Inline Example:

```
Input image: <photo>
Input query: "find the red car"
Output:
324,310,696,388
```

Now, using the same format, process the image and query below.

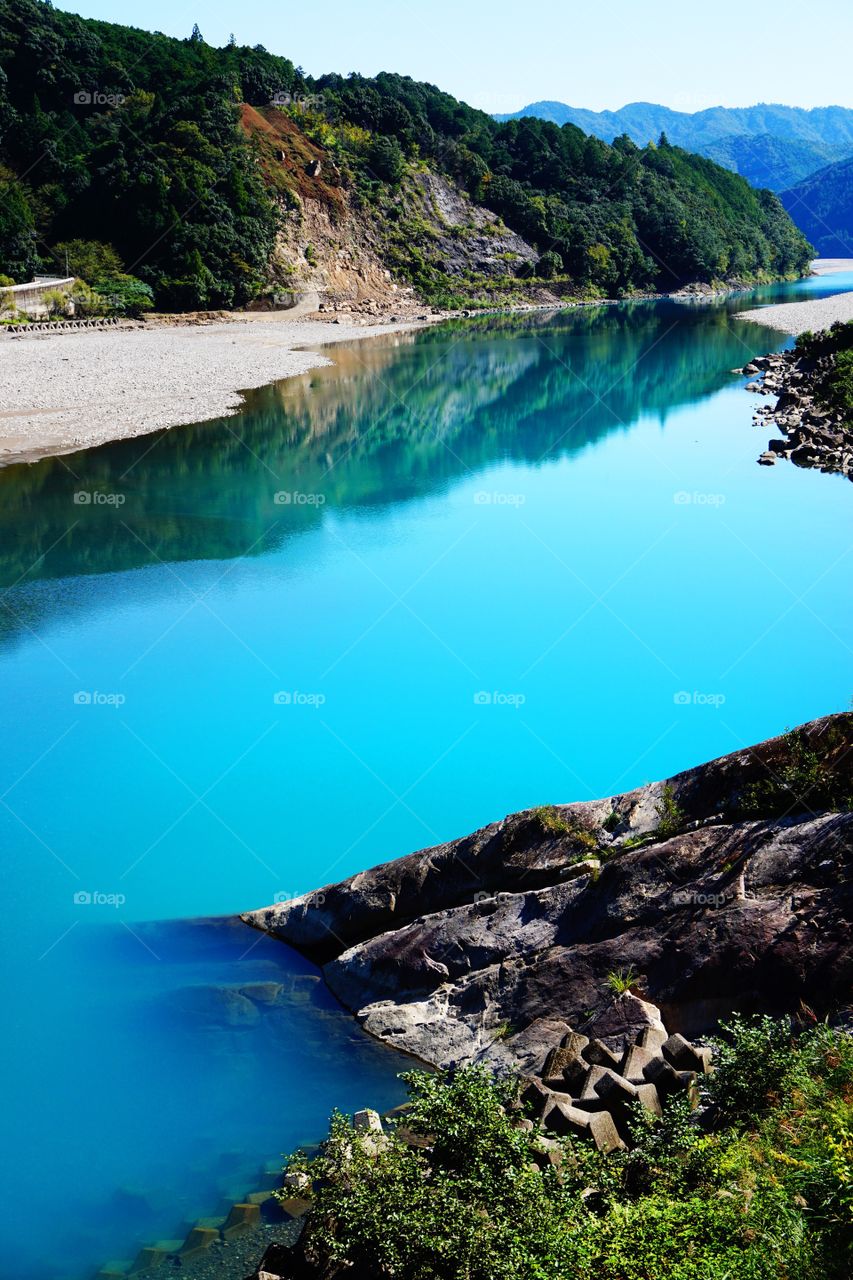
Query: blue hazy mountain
495,102,853,191
781,154,853,256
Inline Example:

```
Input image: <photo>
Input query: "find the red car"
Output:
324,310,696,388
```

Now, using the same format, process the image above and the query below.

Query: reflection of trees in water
0,303,777,599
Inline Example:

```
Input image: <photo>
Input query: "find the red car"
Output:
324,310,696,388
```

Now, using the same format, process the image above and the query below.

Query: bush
537,249,564,279
368,135,405,184
707,1013,797,1121
42,288,69,317
654,783,685,837
735,724,853,818
68,278,106,316
93,273,154,317
285,1021,853,1280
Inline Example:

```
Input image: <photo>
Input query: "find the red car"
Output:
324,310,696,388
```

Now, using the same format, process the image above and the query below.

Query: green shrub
606,965,639,995
654,783,686,837
284,1023,853,1279
93,273,154,317
42,288,69,317
735,724,853,819
537,249,564,279
707,1013,797,1121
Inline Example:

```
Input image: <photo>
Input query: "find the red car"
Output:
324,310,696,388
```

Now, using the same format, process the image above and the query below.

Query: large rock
242,716,853,1073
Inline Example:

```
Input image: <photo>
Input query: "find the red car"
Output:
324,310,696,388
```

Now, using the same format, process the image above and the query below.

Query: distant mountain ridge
781,154,853,256
495,101,853,192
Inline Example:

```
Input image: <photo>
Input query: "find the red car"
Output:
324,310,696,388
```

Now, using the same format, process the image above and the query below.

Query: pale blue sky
59,0,853,114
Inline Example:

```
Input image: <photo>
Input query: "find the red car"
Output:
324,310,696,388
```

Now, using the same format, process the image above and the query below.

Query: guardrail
2,316,123,335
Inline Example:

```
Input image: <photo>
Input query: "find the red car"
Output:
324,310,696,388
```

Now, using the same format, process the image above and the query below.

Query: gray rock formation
243,715,852,1077
742,345,853,480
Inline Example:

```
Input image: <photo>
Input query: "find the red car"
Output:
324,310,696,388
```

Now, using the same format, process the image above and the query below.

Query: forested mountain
781,155,853,256
497,101,853,193
702,134,842,192
0,1,812,311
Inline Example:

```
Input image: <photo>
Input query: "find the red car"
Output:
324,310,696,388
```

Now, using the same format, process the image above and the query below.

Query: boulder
353,1109,383,1133
583,994,666,1052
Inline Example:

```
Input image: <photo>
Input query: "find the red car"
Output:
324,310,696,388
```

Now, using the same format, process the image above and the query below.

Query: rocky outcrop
240,104,549,317
242,715,853,1077
742,346,853,479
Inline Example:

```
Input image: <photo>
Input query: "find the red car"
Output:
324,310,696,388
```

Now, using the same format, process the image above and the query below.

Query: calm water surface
1,273,851,1277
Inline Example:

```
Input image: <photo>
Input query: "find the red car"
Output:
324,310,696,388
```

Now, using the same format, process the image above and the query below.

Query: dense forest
0,0,812,310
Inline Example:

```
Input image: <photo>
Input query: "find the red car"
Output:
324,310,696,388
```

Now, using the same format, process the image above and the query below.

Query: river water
1,272,851,1277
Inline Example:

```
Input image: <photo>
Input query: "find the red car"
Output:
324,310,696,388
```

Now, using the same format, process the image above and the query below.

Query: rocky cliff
240,105,548,317
243,715,853,1077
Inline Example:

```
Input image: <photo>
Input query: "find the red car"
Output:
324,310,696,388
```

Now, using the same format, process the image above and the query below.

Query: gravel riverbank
737,261,853,335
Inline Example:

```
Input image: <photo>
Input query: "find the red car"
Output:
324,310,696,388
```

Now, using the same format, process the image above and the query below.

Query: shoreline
737,258,853,335
0,312,442,469
0,264,835,471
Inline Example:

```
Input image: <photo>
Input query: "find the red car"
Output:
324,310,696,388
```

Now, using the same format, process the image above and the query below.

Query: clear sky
58,0,853,115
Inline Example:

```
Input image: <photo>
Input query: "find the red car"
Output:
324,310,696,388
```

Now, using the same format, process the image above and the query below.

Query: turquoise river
1,272,851,1278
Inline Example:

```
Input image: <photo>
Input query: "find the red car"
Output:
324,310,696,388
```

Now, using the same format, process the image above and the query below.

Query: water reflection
0,302,782,600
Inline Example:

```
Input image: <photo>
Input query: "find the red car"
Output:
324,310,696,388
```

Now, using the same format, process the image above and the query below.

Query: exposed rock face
240,104,548,316
243,715,853,1076
742,346,852,479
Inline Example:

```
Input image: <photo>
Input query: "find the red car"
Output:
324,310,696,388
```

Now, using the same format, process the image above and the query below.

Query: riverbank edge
0,266,821,470
740,335,852,480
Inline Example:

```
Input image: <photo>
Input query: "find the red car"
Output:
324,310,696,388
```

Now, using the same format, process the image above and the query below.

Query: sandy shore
738,258,853,335
0,312,434,467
